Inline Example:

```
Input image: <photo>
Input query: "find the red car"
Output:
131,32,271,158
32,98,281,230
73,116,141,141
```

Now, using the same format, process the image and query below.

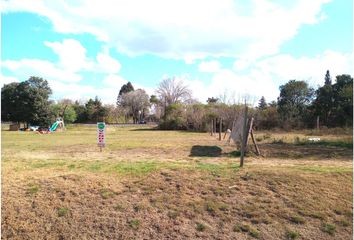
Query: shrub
58,207,69,217
196,223,206,231
321,223,336,235
285,229,299,239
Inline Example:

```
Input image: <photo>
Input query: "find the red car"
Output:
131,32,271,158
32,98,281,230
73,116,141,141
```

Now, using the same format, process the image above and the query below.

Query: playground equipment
49,117,65,132
37,117,65,134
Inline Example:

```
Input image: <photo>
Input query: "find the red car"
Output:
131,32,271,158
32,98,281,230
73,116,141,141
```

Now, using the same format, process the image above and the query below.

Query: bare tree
121,89,150,123
156,77,192,106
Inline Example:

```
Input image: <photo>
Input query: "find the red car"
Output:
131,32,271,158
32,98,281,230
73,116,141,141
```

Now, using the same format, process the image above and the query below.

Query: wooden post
219,118,222,141
223,131,228,140
250,130,260,156
214,118,217,135
316,116,320,130
210,119,213,136
245,117,254,149
240,106,248,167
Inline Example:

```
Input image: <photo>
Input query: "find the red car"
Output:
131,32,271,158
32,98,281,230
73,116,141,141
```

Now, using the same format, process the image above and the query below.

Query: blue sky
1,0,353,104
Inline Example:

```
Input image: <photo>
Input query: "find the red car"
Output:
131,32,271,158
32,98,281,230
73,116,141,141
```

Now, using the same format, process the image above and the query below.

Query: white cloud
233,59,252,71
253,50,353,87
103,74,127,88
44,39,91,72
96,52,121,73
43,39,122,74
1,75,20,86
184,50,353,104
198,60,221,73
3,0,331,61
2,59,82,82
2,39,124,85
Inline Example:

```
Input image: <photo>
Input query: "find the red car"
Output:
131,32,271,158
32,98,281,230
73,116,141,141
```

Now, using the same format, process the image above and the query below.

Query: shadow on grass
130,127,158,131
228,151,241,157
262,141,353,159
190,145,222,157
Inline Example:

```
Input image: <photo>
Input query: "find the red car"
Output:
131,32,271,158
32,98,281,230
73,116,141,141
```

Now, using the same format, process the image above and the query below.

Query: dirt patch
2,168,352,239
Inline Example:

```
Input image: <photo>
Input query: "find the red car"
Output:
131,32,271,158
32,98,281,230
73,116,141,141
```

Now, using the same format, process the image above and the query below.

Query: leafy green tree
50,103,77,123
85,97,108,122
159,103,187,130
1,77,52,127
117,82,134,105
1,82,20,122
277,80,314,128
331,74,353,127
256,105,280,129
73,101,88,123
313,71,334,126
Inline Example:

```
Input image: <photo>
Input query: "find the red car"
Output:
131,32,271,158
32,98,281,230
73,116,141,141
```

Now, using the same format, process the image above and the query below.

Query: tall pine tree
324,70,332,85
117,82,134,105
257,96,267,110
314,71,334,126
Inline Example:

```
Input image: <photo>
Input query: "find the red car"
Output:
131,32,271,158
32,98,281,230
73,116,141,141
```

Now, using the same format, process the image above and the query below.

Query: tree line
1,71,352,130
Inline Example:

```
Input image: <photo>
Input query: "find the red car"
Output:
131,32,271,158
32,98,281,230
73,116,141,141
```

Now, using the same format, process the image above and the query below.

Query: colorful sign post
97,122,105,151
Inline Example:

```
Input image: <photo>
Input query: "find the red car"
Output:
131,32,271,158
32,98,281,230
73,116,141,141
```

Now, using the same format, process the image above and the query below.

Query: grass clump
263,133,272,140
233,223,259,238
205,201,217,214
167,210,179,219
272,138,284,144
289,215,305,224
57,207,69,217
285,229,300,239
128,219,140,230
321,223,336,235
113,203,125,211
100,189,116,199
338,218,350,227
27,183,40,194
249,228,260,238
196,223,206,232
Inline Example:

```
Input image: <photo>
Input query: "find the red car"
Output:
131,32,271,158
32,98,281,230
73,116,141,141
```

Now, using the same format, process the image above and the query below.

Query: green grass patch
234,223,260,238
289,215,305,224
285,229,300,239
128,219,140,230
196,223,206,232
27,183,40,194
293,166,352,173
321,223,336,235
100,189,116,199
296,140,353,149
338,218,350,227
57,207,69,217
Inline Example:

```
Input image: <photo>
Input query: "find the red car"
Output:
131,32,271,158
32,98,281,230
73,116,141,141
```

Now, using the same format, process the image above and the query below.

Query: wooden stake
210,119,213,136
240,106,248,167
250,130,260,156
214,118,217,135
245,117,254,150
223,131,228,140
316,115,320,130
218,118,222,141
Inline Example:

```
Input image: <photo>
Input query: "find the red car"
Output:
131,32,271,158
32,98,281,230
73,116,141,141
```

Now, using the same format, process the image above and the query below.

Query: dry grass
2,125,353,239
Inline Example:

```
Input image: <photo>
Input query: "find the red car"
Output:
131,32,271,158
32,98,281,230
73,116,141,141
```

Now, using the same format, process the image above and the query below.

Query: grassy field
2,125,353,239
